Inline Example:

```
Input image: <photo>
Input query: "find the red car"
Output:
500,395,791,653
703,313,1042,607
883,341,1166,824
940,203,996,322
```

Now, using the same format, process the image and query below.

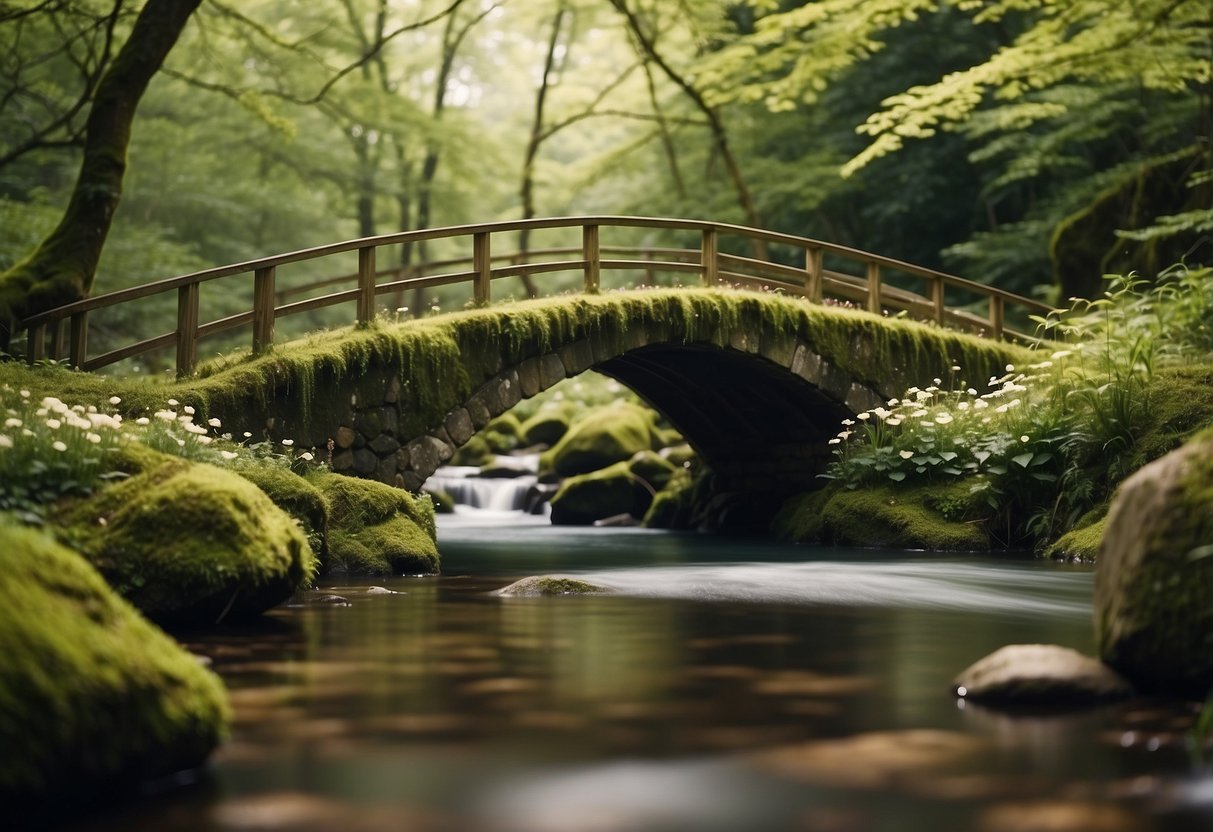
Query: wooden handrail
21,216,1056,376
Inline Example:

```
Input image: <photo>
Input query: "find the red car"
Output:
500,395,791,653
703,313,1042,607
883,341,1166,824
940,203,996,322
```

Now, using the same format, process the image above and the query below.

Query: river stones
496,576,609,596
953,644,1133,706
1095,431,1213,694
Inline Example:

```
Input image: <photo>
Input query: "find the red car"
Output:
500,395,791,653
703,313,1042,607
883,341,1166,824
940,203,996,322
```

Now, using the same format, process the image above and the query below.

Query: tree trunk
0,0,202,349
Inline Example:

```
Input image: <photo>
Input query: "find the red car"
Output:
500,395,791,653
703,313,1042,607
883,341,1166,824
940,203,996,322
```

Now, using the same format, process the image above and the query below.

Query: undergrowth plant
824,266,1212,547
0,386,316,521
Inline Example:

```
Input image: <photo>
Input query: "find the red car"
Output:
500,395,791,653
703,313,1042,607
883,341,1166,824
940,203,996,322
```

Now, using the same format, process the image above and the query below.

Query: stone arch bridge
197,289,1024,522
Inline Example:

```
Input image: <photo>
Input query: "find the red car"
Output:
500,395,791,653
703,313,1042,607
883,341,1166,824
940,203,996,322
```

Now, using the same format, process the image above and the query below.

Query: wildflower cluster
0,386,316,518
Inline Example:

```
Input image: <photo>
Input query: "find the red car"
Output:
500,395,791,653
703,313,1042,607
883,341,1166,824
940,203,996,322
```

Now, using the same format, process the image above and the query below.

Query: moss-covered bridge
183,289,1026,519
21,217,1044,518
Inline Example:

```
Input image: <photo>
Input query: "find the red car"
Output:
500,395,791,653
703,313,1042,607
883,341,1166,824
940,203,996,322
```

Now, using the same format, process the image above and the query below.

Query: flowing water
75,510,1213,832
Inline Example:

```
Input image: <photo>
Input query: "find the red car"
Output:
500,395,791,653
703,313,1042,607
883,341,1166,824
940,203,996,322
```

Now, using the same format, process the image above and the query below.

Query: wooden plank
989,295,1005,341
26,324,44,365
253,266,276,355
69,312,89,370
357,246,376,325
50,319,66,361
866,262,882,315
176,284,199,377
930,275,945,325
583,224,601,293
806,247,824,302
701,228,719,286
473,231,491,305
82,331,177,372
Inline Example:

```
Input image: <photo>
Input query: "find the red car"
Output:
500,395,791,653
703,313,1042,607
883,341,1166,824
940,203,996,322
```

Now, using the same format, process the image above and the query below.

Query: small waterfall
429,465,540,512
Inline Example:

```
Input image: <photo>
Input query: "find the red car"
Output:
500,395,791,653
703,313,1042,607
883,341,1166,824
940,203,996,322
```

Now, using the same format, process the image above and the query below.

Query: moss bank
0,523,228,818
311,471,438,575
542,402,664,477
57,458,315,625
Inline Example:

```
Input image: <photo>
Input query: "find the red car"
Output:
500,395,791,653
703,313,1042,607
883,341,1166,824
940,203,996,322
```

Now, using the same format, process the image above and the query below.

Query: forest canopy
0,0,1208,341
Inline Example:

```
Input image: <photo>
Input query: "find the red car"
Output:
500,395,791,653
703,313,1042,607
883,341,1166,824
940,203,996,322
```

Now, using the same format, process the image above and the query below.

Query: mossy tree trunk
0,0,202,351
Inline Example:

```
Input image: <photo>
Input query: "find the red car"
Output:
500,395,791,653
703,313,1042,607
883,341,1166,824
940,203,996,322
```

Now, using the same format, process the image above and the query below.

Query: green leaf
888,471,907,482
1012,453,1034,468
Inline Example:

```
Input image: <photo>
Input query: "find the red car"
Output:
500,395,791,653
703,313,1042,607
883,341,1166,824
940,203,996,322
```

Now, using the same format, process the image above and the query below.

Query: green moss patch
56,458,315,625
643,471,695,529
234,464,329,571
311,472,438,575
542,402,663,477
0,522,228,816
496,576,609,596
550,461,648,526
521,407,572,446
776,484,989,551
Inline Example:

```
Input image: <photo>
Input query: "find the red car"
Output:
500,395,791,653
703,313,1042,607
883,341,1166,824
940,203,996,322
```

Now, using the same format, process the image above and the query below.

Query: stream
73,508,1213,831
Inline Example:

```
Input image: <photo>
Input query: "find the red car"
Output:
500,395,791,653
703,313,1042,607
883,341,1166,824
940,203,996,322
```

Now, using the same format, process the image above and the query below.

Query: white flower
108,396,121,405
857,413,871,421
935,413,954,424
957,401,970,412
1050,349,1073,360
886,417,904,426
183,405,195,415
906,387,920,395
911,409,928,418
915,390,932,401
995,404,1009,413
973,400,989,410
300,452,314,461
281,438,295,446
135,417,150,426
220,450,239,460
167,398,179,406
86,433,102,444
154,410,176,422
52,441,66,452
950,365,961,372
1020,435,1030,443
19,390,29,399
933,378,942,385
0,435,11,449
1005,364,1015,372
4,418,20,428
207,417,222,428
243,432,252,438
196,435,213,445
898,450,914,459
841,419,855,426
887,399,900,407
176,438,185,447
966,388,977,396
829,438,842,445
45,418,61,430
1008,399,1021,409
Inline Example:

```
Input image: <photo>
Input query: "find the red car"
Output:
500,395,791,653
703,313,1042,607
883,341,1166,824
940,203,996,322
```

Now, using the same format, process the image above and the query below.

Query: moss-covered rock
520,407,572,447
425,488,456,514
451,434,493,466
57,458,316,625
1044,511,1107,562
496,575,609,596
541,402,663,477
643,471,695,529
550,461,651,526
1095,430,1213,694
775,485,989,551
0,523,228,818
311,472,439,575
628,450,678,492
234,464,330,571
660,443,697,470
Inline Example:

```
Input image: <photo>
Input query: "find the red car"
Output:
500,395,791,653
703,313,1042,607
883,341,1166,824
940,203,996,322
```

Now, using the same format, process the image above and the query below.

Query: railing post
26,324,44,365
253,266,276,355
931,276,945,325
701,228,718,286
357,246,376,325
473,231,491,305
68,312,88,369
582,224,600,293
805,247,823,302
989,295,1005,341
50,319,66,361
176,284,198,377
866,262,881,315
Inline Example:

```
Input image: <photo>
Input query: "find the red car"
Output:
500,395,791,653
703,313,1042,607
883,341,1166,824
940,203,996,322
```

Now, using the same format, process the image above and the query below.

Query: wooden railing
20,216,1056,376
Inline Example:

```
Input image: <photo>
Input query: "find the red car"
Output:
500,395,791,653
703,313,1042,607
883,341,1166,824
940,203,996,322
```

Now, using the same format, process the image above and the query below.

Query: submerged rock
954,644,1133,706
1095,431,1213,694
0,523,228,819
496,576,609,596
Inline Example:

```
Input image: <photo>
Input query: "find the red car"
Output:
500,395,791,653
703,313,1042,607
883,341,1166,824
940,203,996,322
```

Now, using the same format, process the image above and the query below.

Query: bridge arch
200,289,1021,517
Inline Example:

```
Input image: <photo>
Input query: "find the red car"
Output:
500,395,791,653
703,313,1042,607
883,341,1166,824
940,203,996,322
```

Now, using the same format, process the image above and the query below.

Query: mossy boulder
1095,431,1213,694
452,434,493,466
57,459,316,625
312,472,439,575
1044,509,1107,562
540,402,663,477
550,461,649,526
643,472,695,529
774,485,989,551
234,464,330,570
0,523,228,819
496,576,609,596
520,407,572,447
628,450,678,492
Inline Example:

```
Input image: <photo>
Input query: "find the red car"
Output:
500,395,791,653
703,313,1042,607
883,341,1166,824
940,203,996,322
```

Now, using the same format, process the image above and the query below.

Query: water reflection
69,528,1213,832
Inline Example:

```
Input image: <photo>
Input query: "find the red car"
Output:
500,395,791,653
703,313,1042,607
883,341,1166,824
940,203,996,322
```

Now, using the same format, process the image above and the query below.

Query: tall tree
0,0,201,348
